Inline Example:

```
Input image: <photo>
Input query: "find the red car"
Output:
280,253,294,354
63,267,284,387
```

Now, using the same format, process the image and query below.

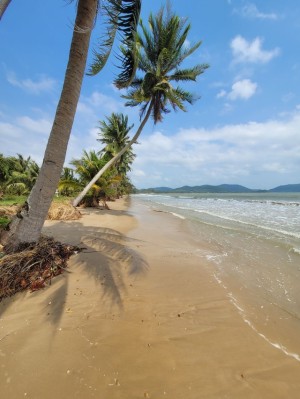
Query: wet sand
0,197,300,398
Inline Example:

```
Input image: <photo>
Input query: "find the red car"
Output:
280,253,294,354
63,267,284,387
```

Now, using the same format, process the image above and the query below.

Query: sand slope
0,197,300,398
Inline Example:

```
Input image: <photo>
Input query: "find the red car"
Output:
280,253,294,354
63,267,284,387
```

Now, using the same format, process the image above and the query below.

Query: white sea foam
137,192,300,241
205,252,228,265
170,212,185,220
228,293,300,363
292,247,300,255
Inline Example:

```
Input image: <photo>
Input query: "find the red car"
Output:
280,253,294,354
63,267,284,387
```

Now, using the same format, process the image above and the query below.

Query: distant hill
137,183,300,194
148,187,174,192
172,184,255,193
269,184,300,193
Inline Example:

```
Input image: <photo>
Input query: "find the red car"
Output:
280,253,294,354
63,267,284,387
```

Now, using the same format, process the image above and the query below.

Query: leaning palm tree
59,150,121,208
72,5,209,207
0,0,11,20
3,0,141,250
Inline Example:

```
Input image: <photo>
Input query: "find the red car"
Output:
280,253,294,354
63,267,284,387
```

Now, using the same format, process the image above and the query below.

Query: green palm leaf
123,4,209,124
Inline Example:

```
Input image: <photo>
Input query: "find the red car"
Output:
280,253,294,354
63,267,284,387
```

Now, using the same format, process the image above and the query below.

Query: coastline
0,196,300,398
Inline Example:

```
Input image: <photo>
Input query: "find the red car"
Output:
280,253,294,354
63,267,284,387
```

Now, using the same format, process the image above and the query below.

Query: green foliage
58,167,79,197
0,216,10,229
0,195,27,206
123,5,209,123
88,0,141,89
58,150,128,207
98,113,135,175
0,153,40,196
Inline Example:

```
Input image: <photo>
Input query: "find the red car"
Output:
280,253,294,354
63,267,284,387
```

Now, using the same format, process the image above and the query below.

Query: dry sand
0,197,300,398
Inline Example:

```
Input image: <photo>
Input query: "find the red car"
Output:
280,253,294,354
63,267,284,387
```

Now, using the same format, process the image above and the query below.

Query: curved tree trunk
3,0,98,250
72,102,153,207
0,0,11,20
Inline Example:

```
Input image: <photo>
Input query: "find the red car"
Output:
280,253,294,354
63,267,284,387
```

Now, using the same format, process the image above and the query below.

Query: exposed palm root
0,236,81,301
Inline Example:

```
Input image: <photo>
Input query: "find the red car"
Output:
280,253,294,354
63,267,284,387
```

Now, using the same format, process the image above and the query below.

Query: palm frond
114,0,142,88
88,0,141,82
169,64,209,82
87,1,118,76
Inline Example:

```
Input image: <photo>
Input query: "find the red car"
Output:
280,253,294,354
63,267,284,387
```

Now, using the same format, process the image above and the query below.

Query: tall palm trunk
3,0,98,249
0,0,11,20
72,102,153,207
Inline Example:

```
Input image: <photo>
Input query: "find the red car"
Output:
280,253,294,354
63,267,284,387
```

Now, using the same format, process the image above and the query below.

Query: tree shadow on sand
0,220,149,331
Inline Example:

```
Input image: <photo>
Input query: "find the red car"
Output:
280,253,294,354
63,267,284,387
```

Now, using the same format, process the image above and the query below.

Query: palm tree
3,0,141,250
98,113,135,174
59,150,120,208
0,0,11,20
0,154,39,195
5,157,39,195
72,5,209,207
57,167,79,197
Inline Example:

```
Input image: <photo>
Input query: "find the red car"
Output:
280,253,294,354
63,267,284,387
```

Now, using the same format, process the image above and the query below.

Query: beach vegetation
99,113,136,176
2,0,141,251
72,4,208,207
0,153,39,197
59,149,130,209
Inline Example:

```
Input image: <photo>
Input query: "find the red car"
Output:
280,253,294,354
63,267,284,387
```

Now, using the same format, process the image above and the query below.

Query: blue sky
1,0,300,189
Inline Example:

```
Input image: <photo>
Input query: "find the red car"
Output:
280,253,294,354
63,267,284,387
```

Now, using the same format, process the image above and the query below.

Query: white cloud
0,116,52,163
87,91,121,113
131,107,300,189
131,169,146,177
6,71,56,94
2,102,300,190
217,80,257,101
216,89,227,99
237,3,278,20
228,79,257,100
231,35,280,64
16,116,52,134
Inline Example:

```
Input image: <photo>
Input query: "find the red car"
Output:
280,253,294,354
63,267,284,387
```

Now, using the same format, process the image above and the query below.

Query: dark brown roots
0,236,81,301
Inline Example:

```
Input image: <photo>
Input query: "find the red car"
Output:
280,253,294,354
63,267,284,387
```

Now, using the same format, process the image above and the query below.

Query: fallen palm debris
47,202,82,220
0,202,81,223
0,236,81,301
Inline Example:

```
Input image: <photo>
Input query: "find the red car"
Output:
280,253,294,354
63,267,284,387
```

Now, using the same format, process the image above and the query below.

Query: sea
133,192,300,362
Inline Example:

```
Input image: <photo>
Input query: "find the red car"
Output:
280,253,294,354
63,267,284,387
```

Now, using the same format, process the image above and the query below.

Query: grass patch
0,195,27,206
0,216,10,229
0,195,75,206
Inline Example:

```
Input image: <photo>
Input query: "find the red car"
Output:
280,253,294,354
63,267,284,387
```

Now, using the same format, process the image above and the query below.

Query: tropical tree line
58,112,136,208
0,154,39,197
0,112,136,206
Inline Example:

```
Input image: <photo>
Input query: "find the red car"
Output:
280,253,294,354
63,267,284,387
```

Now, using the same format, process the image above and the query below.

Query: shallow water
134,193,300,362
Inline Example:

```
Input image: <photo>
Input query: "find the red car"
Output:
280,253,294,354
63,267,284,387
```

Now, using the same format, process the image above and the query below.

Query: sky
1,0,300,190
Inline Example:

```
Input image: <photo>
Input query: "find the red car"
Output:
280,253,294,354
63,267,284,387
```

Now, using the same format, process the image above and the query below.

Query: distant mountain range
137,183,300,194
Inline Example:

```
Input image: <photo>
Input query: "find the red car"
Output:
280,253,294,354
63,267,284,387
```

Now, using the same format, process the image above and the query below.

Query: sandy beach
1,196,300,399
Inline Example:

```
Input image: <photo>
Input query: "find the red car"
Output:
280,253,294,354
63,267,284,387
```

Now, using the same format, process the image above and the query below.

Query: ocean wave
170,212,186,220
192,209,300,240
228,293,300,363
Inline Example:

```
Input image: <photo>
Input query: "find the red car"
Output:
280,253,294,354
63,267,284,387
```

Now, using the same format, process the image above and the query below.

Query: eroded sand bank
0,197,300,398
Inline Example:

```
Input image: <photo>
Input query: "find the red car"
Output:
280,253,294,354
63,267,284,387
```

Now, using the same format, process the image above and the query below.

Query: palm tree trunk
2,0,98,250
0,0,11,20
72,102,154,207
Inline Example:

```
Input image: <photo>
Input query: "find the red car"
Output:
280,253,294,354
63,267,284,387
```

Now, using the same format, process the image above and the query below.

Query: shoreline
0,197,300,398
